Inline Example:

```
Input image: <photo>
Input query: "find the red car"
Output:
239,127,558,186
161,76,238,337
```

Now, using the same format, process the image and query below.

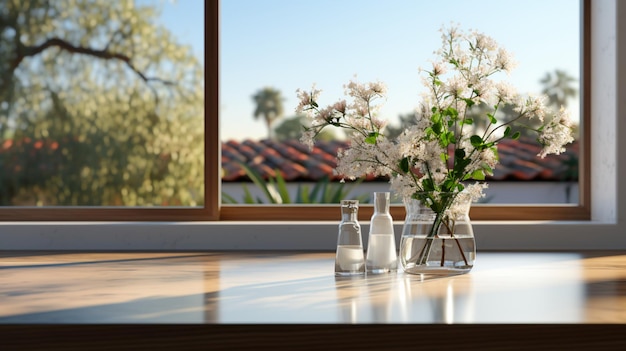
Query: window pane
0,0,205,207
220,0,581,205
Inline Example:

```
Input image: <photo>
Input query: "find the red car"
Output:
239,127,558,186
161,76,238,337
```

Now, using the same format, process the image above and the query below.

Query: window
218,0,590,221
0,0,213,221
0,0,596,223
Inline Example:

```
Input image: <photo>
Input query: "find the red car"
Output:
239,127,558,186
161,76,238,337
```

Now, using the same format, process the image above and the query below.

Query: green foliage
0,0,204,206
252,87,284,140
273,115,337,142
222,163,369,204
385,112,416,140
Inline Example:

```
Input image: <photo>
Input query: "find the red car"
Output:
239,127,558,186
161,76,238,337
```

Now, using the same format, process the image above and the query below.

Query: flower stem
414,202,470,268
440,238,445,266
415,210,444,265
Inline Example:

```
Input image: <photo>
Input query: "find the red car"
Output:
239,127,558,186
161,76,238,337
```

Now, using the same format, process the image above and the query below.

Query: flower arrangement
296,24,574,208
296,25,574,272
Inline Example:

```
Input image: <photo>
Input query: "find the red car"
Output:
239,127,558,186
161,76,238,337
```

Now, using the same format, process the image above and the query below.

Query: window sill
0,220,622,251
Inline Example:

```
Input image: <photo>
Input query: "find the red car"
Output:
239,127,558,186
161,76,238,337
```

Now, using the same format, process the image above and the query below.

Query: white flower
332,100,347,114
538,107,574,158
446,183,488,219
494,81,518,104
300,129,316,150
429,60,448,76
515,94,547,121
345,79,387,102
295,85,322,114
296,25,573,212
445,75,468,98
472,32,497,52
495,48,517,72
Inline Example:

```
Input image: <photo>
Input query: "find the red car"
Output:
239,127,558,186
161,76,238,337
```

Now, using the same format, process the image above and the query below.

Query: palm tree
540,69,578,108
252,87,284,140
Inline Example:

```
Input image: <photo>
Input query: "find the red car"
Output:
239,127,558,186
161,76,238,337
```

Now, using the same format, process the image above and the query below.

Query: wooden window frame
219,0,591,222
0,0,589,222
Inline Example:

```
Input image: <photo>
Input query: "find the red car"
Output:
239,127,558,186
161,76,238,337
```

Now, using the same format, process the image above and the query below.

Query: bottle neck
373,192,390,214
341,211,358,222
340,200,359,222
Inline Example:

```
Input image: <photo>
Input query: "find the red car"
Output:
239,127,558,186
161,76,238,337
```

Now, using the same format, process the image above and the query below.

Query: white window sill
0,220,622,251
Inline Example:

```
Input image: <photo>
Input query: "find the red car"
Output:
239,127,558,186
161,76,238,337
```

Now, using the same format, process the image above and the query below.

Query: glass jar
365,192,397,274
335,200,365,276
399,192,475,276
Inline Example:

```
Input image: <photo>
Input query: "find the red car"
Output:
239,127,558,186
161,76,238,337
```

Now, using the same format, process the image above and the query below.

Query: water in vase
399,235,475,275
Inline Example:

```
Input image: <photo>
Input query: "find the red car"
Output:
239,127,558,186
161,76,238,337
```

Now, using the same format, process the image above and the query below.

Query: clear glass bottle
335,200,365,276
366,192,397,274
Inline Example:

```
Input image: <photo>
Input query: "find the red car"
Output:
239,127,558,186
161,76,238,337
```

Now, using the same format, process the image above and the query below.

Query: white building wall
222,182,579,205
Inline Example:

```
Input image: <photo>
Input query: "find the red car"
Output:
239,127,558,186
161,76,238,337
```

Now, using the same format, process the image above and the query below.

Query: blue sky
142,0,205,63
154,0,580,141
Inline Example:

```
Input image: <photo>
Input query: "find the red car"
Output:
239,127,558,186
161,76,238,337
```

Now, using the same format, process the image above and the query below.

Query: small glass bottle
366,192,397,274
335,200,365,276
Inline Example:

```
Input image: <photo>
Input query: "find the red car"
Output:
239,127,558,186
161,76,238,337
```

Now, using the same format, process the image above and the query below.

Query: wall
222,182,579,205
0,0,624,251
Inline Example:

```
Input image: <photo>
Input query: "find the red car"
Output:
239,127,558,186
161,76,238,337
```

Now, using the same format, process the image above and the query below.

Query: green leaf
491,146,500,161
274,170,291,204
442,179,456,192
309,177,327,202
512,131,521,140
447,131,456,144
444,107,458,119
487,113,497,124
431,112,441,124
221,192,238,204
242,184,255,204
455,148,466,159
471,169,486,180
482,165,494,176
462,118,474,125
399,157,410,173
440,152,448,162
365,132,379,144
240,162,276,203
503,126,511,137
470,135,483,148
432,121,443,134
422,178,435,191
295,184,306,203
266,177,280,203
463,98,475,107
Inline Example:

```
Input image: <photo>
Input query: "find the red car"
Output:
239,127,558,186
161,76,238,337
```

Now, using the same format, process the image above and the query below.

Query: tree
384,112,416,140
540,69,578,109
274,114,337,142
0,0,204,206
252,87,284,140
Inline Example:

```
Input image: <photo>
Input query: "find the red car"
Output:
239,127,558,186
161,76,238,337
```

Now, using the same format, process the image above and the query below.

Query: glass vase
399,192,475,276
335,200,365,276
365,192,397,274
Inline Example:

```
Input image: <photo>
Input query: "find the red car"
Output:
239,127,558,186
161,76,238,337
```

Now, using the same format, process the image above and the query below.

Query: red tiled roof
221,138,579,182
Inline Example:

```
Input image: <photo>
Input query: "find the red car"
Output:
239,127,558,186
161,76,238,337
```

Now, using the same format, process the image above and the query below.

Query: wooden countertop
1,251,626,349
0,251,625,324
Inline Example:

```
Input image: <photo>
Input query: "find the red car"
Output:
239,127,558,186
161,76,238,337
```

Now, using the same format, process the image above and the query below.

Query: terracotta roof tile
221,138,579,183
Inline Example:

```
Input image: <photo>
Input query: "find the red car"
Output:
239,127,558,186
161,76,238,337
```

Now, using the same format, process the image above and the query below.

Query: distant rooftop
221,138,579,183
